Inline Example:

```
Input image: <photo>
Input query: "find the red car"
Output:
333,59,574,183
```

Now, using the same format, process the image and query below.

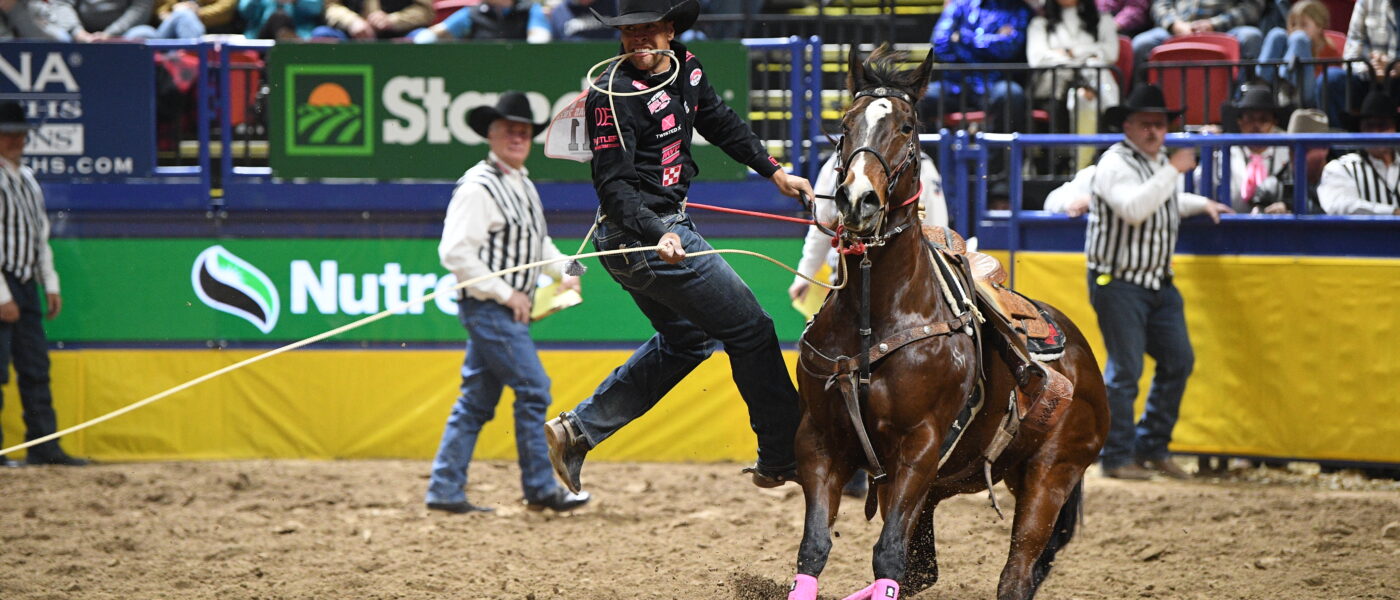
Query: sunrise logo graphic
285,65,374,156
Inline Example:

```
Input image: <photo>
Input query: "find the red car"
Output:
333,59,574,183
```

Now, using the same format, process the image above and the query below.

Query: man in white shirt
0,100,86,467
1088,84,1232,480
425,92,590,514
1216,81,1293,214
1316,89,1400,216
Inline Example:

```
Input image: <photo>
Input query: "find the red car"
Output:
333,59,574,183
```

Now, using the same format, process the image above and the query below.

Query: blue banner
0,43,155,179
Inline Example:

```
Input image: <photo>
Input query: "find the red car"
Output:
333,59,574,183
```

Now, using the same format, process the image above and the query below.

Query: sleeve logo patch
662,140,682,165
690,68,703,86
594,107,614,127
662,164,682,186
769,156,781,167
647,90,671,115
592,135,620,150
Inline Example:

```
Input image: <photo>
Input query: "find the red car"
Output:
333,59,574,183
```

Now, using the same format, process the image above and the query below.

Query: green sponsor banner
48,238,808,343
268,42,751,181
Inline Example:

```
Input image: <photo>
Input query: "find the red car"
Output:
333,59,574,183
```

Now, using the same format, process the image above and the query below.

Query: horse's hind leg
996,459,1087,600
788,442,854,600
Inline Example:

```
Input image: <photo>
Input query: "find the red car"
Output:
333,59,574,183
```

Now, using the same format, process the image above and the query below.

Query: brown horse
785,47,1109,600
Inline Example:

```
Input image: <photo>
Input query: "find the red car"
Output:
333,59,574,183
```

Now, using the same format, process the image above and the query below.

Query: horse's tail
1029,479,1084,593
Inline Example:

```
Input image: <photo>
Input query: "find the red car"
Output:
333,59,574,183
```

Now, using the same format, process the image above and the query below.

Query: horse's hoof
787,574,818,600
841,579,899,600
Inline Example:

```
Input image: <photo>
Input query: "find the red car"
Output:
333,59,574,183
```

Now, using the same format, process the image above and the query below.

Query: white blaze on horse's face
840,98,893,232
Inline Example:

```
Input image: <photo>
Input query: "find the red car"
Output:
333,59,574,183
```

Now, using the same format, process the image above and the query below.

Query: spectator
1214,81,1294,213
1089,84,1233,480
1098,0,1151,37
412,0,549,44
426,91,592,514
1259,0,1340,107
0,101,88,468
124,0,207,39
238,0,321,39
1028,0,1120,167
1131,0,1265,66
1,0,63,38
688,0,759,39
62,0,154,39
548,0,616,41
1316,88,1400,215
313,0,430,40
920,0,1033,134
1319,0,1400,127
25,0,81,40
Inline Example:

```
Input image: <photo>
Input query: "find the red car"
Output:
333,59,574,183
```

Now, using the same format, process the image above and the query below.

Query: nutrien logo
285,65,374,156
191,246,281,334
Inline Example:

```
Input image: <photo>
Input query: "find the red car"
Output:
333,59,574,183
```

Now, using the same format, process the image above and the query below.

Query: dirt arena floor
2,459,1398,600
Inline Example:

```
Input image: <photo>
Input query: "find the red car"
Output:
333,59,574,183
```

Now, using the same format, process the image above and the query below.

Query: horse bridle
825,86,923,253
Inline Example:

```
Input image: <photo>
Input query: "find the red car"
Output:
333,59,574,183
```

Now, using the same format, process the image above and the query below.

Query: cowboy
425,92,590,514
544,0,815,493
1316,88,1400,216
1089,84,1233,480
0,100,86,467
1216,80,1294,213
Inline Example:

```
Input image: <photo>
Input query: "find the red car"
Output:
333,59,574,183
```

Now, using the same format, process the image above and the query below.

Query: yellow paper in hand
532,276,583,322
790,264,833,319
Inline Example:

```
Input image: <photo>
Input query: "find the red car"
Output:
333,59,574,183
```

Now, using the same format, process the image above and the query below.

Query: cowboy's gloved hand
657,232,686,265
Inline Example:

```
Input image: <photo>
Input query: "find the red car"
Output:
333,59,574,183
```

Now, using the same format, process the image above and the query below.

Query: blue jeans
1087,273,1195,469
1259,28,1317,106
425,297,559,504
564,213,799,469
0,274,61,460
920,79,1027,133
124,9,206,40
1131,25,1264,66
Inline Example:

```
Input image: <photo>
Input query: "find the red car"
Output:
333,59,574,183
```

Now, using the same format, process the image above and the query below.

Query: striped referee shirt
439,153,566,304
1087,141,1210,290
1316,151,1400,215
0,157,59,305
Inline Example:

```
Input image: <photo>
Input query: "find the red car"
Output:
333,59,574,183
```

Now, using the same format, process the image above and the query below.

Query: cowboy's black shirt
585,41,780,244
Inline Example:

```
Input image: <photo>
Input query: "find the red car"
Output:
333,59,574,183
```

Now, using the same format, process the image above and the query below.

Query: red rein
686,182,923,257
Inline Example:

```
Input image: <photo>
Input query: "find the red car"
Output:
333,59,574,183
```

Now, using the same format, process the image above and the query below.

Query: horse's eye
901,124,914,135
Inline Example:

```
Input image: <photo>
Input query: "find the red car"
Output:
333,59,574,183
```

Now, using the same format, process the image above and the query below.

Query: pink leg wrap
841,583,874,600
872,579,899,598
787,574,819,600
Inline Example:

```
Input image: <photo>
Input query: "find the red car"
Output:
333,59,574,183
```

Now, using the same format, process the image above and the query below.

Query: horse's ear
913,49,936,100
847,48,866,98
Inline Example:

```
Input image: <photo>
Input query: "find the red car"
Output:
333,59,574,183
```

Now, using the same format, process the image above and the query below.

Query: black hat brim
591,0,699,35
1103,106,1184,130
468,106,547,140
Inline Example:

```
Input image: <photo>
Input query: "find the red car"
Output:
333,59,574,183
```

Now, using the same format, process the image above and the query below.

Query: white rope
0,244,845,457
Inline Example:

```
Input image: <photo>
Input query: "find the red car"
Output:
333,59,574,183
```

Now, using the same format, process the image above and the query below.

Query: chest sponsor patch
661,113,676,131
662,164,682,186
647,90,671,115
594,107,614,127
690,68,703,86
661,140,682,165
632,80,649,91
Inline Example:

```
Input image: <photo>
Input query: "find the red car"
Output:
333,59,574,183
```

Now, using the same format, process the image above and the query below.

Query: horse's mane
852,44,924,98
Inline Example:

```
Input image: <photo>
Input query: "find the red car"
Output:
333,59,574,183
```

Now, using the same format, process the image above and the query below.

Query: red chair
433,0,476,24
1323,30,1346,56
1116,35,1133,91
1322,0,1352,33
1147,42,1233,126
1163,32,1241,60
226,51,264,128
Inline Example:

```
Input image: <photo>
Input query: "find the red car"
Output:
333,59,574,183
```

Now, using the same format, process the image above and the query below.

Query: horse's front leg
850,426,940,600
788,417,853,600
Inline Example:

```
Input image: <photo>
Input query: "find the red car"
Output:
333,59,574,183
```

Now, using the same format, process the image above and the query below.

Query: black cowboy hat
0,100,35,134
1103,84,1183,130
1345,87,1400,131
467,91,546,139
591,0,699,35
1221,80,1293,133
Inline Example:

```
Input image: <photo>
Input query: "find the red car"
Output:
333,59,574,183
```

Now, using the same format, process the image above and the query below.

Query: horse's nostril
859,191,880,208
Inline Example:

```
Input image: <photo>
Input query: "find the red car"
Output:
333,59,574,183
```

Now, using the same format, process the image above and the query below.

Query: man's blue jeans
425,298,559,505
1088,273,1195,469
0,274,61,460
564,213,799,470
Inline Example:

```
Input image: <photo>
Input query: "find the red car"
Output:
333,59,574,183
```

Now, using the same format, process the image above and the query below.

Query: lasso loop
0,244,844,458
586,49,679,153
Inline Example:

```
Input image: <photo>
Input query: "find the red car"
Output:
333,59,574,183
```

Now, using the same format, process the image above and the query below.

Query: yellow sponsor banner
3,252,1397,465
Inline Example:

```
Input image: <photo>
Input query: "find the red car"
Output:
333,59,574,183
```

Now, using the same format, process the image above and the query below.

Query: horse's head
834,45,934,237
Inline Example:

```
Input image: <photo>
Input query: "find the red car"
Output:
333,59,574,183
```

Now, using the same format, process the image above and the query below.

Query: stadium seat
433,0,477,25
1147,42,1234,126
1324,30,1346,55
1116,35,1133,91
226,51,264,128
1163,32,1241,61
